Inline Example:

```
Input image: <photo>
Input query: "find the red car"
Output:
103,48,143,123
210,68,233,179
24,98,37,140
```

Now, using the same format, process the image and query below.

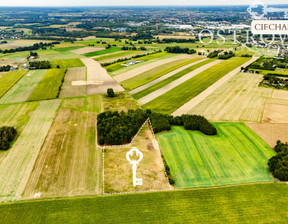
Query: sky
0,0,287,7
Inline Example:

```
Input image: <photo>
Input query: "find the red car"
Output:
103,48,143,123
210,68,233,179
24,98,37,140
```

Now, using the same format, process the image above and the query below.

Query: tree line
268,141,288,181
0,42,60,54
97,109,217,145
164,46,196,54
218,51,235,60
0,127,17,151
29,60,51,69
0,65,11,72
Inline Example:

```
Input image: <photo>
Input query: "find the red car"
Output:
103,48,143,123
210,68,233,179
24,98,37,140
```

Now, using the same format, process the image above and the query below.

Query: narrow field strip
130,58,207,95
172,57,259,116
114,54,192,82
121,57,203,91
85,47,122,57
188,72,272,122
59,67,86,98
0,102,39,164
107,52,173,76
51,58,84,68
0,100,61,202
23,97,102,199
0,70,47,104
138,60,221,105
96,51,148,63
0,71,27,98
27,69,66,101
143,57,251,114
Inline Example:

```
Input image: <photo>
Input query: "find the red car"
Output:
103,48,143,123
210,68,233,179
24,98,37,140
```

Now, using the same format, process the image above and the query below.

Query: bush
268,141,288,181
107,88,115,98
0,126,17,151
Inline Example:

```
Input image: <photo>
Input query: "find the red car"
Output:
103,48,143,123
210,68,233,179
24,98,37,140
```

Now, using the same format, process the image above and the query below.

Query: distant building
112,27,130,32
121,60,143,67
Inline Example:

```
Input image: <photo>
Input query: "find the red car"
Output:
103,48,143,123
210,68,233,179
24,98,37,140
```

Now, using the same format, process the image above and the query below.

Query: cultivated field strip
0,102,39,164
114,54,194,82
0,70,47,104
81,58,124,94
59,67,87,98
138,60,221,105
23,97,102,199
0,100,61,202
27,69,66,101
121,58,204,91
0,71,28,98
96,51,148,63
189,73,272,122
71,47,105,54
129,58,207,95
156,123,275,188
172,57,258,116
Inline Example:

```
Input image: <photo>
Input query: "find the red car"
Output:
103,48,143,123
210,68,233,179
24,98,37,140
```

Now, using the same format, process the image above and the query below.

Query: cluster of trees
164,46,196,54
261,74,288,90
29,60,51,69
0,127,17,151
208,50,222,58
149,113,217,136
98,109,217,145
102,50,161,67
121,46,147,51
0,65,11,72
218,51,235,60
268,141,288,181
97,109,148,145
27,51,38,59
0,42,60,54
248,58,276,71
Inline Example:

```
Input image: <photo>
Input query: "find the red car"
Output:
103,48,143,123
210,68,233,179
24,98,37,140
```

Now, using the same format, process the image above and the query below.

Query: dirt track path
81,58,124,95
129,58,207,95
172,57,259,116
138,60,222,105
114,54,197,83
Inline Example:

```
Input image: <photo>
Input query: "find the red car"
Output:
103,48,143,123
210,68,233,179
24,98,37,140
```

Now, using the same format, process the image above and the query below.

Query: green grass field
143,57,250,114
133,59,215,99
84,47,122,57
156,123,275,188
121,58,202,91
51,58,84,68
27,69,66,101
54,46,83,52
0,183,287,223
93,50,139,61
0,70,47,104
0,71,28,98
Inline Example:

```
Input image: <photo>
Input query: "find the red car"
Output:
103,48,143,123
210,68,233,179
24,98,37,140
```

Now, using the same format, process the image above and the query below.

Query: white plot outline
102,118,172,196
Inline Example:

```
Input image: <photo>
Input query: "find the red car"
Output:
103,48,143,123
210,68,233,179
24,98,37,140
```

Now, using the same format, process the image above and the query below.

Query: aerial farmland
0,4,288,224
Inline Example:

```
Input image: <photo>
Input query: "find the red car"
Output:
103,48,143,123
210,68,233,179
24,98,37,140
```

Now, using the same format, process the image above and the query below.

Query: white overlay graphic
126,147,143,187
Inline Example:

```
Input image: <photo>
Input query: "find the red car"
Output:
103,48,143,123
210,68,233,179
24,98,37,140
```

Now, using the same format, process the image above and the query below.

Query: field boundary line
172,57,259,116
102,119,172,195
